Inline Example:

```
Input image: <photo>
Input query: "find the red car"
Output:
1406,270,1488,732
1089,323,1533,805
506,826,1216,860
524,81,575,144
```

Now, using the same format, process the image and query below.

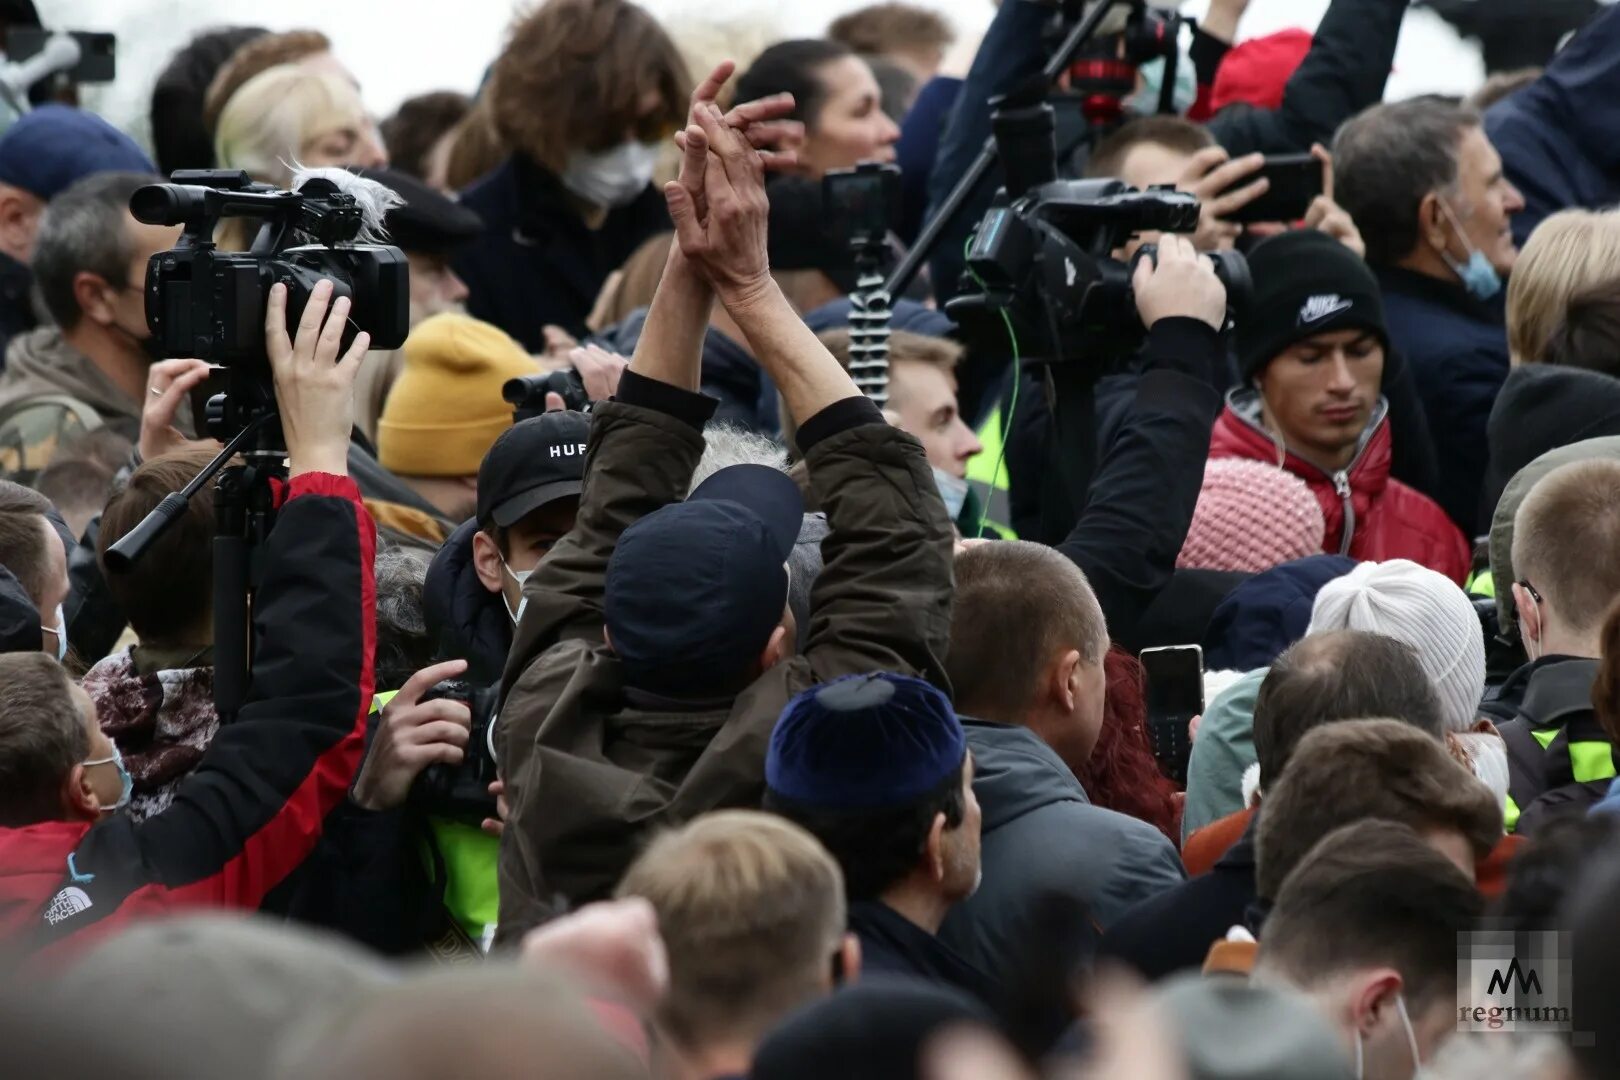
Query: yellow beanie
377,314,540,477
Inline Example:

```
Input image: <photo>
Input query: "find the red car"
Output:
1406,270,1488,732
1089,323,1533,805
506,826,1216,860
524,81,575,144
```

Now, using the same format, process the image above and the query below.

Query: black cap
355,166,483,256
604,465,804,693
476,411,591,528
1235,230,1389,382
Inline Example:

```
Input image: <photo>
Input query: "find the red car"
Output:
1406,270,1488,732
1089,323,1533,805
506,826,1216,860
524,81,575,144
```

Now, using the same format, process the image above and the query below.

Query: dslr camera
135,168,410,436
409,679,501,822
947,99,1249,365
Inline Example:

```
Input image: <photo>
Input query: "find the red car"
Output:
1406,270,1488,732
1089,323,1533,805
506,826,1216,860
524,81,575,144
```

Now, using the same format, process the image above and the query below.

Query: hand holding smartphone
1141,644,1205,786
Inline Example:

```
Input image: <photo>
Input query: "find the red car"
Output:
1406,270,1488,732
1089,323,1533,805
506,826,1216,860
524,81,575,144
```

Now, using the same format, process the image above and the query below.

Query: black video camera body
138,169,409,375
950,177,1249,365
410,678,501,823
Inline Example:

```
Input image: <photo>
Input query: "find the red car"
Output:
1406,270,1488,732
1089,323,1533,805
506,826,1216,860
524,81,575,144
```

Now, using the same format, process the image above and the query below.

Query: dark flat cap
355,166,482,256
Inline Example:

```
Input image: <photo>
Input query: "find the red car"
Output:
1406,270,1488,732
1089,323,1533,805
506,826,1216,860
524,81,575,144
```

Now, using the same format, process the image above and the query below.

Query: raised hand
265,279,370,478
1133,234,1228,332
667,102,773,308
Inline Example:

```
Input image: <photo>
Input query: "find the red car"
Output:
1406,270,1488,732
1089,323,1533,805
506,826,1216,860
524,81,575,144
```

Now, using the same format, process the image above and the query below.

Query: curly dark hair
490,0,690,171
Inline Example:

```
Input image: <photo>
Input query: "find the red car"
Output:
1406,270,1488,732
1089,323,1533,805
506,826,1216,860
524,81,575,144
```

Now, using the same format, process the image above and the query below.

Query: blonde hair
785,328,963,451
215,64,369,188
615,810,844,1050
1507,209,1620,364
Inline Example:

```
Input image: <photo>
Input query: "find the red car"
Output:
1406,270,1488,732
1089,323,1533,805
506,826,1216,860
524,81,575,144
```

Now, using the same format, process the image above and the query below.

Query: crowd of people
0,0,1619,1076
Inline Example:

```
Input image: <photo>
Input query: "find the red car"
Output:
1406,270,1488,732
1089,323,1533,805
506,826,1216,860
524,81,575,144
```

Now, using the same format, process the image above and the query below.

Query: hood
597,308,774,432
1487,363,1620,492
0,328,142,434
81,646,217,822
1203,555,1357,672
423,518,513,686
0,564,39,653
963,720,1087,833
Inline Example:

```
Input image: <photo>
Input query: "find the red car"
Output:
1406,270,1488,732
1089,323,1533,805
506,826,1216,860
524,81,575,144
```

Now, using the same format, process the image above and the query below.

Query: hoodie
0,327,144,441
423,518,512,686
1482,364,1620,525
940,720,1185,976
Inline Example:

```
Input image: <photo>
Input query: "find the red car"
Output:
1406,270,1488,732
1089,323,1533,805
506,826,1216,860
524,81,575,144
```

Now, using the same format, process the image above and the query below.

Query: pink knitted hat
1177,458,1326,573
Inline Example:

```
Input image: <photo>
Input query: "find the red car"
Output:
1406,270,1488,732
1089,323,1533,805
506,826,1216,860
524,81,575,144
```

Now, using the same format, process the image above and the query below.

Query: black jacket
1047,319,1222,647
1496,656,1616,836
1375,266,1511,536
424,518,513,686
1100,813,1259,982
455,155,671,348
940,721,1181,975
849,900,1002,1009
1482,364,1620,524
926,0,1408,308
0,473,375,957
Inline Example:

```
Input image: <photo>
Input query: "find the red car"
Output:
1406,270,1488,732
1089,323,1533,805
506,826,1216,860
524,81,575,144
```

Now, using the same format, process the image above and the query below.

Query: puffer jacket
1208,389,1469,583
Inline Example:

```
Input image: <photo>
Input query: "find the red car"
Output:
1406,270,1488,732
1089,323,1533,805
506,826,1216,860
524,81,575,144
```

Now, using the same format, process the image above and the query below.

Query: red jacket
1208,393,1470,584
0,473,376,960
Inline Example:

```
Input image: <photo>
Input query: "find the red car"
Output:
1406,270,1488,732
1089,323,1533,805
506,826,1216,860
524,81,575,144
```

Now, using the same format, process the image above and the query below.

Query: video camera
946,99,1249,365
502,370,589,421
134,168,410,438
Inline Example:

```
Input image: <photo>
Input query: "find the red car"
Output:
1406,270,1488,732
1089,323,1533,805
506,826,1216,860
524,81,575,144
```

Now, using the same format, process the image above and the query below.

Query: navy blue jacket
596,307,779,436
1486,5,1620,247
1374,265,1510,538
455,155,670,349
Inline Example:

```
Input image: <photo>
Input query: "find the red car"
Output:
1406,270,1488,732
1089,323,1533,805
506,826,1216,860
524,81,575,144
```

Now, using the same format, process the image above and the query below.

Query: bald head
1253,630,1444,787
947,541,1107,722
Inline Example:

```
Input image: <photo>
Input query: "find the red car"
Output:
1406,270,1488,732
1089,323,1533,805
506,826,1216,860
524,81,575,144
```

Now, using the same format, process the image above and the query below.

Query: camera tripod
104,402,286,723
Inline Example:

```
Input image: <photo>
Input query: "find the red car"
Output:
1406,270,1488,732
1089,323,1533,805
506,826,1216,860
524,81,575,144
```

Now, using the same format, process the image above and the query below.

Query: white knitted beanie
1307,559,1486,733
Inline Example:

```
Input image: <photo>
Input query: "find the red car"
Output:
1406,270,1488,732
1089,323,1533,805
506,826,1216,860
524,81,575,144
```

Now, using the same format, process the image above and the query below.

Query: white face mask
932,467,970,521
558,141,662,209
43,602,65,662
82,742,132,813
502,560,531,627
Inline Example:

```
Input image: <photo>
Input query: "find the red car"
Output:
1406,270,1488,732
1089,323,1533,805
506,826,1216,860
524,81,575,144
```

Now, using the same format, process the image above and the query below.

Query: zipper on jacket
1333,471,1355,554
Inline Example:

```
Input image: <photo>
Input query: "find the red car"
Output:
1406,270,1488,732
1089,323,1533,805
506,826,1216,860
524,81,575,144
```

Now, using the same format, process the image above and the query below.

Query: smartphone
1141,644,1205,785
1219,153,1323,225
6,29,116,84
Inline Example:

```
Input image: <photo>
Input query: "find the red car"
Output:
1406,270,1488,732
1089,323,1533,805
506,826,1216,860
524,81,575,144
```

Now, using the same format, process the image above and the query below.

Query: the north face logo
43,886,92,925
1298,294,1353,325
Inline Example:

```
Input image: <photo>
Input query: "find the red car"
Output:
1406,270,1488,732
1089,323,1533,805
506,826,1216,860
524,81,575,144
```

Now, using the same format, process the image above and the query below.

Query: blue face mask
932,467,970,521
1437,199,1503,301
83,742,132,813
1126,48,1198,118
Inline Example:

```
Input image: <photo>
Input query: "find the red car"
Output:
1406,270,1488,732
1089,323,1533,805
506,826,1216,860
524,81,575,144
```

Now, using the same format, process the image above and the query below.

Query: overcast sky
43,0,1502,148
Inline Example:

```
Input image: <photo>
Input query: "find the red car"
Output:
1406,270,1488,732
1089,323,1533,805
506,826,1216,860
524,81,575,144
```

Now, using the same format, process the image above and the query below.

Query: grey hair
1332,98,1483,266
32,171,156,331
292,167,403,245
689,424,789,492
373,544,436,691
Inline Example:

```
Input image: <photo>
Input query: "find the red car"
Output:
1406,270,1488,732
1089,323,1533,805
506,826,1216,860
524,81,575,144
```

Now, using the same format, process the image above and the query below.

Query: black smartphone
1220,153,1323,225
1141,644,1205,785
6,29,116,84
823,161,900,248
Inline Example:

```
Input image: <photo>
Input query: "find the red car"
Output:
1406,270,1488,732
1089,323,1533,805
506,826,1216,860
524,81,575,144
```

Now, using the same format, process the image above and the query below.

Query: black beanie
1235,230,1389,382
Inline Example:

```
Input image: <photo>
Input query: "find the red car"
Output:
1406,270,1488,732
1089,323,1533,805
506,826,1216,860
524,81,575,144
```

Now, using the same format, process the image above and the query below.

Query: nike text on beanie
1236,230,1389,383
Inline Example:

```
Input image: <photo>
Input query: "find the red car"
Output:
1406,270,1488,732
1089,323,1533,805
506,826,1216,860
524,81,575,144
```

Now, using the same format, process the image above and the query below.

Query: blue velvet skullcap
766,673,965,810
